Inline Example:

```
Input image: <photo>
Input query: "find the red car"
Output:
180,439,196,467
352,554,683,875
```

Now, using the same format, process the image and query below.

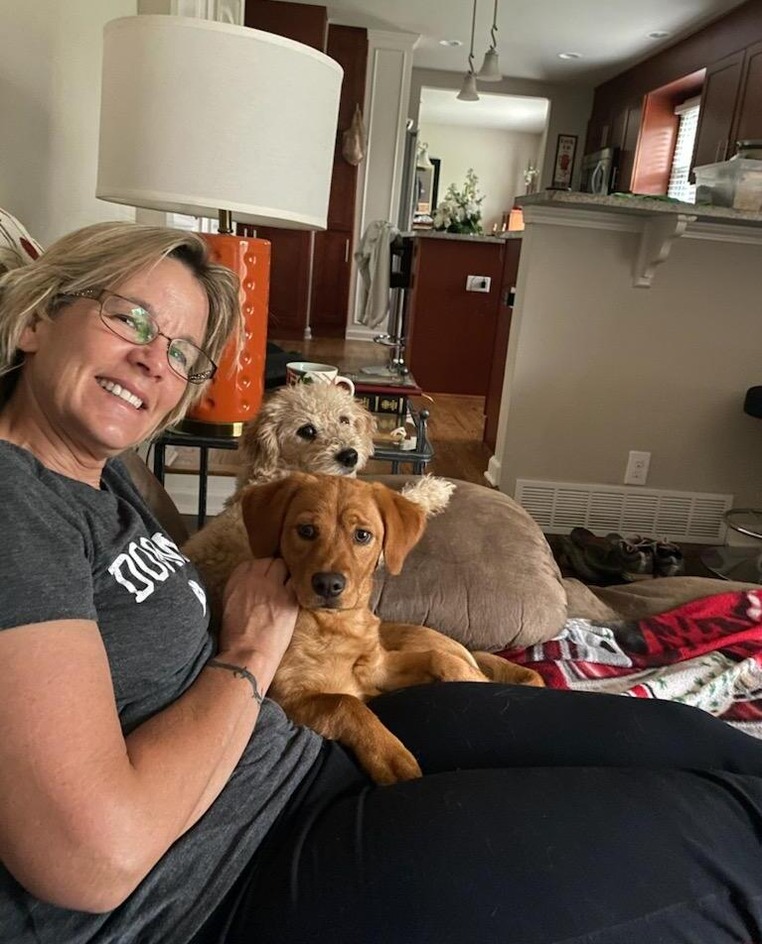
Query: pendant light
417,141,434,170
478,0,502,82
457,0,480,102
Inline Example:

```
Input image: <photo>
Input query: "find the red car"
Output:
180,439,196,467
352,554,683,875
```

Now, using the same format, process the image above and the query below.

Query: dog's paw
368,747,423,785
400,476,456,518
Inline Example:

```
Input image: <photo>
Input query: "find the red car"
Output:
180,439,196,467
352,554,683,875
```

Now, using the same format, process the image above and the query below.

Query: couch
120,452,758,653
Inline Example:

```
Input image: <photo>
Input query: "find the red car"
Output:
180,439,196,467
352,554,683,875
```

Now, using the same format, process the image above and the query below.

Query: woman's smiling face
16,257,209,462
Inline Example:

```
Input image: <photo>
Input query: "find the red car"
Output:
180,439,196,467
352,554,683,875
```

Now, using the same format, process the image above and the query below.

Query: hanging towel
354,220,399,329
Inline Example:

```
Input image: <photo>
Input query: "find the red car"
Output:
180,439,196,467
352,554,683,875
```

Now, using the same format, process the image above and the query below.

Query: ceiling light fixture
457,0,480,101
558,51,583,60
440,39,463,47
417,141,434,170
478,0,502,82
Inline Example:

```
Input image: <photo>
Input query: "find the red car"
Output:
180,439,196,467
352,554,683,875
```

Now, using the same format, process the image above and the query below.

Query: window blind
667,97,701,203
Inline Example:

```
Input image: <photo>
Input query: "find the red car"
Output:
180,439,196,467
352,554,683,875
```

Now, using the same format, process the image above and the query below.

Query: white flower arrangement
433,168,484,235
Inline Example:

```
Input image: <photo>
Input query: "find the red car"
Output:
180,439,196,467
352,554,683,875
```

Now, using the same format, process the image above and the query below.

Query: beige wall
410,69,594,193
493,211,762,509
418,123,542,233
0,0,136,246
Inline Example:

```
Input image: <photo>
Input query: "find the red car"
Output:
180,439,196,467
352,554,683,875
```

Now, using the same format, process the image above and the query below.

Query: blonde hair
0,221,242,434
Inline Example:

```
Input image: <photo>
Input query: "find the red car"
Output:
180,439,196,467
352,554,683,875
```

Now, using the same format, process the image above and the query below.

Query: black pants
225,684,762,943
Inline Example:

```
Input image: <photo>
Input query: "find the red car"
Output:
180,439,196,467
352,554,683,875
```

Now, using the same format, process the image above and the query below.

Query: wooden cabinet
734,39,762,144
691,41,762,173
406,237,510,398
310,230,352,336
612,100,643,191
692,51,745,167
242,4,367,341
309,25,367,338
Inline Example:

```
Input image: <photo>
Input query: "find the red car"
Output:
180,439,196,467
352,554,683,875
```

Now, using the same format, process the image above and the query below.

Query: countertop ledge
516,190,762,226
403,230,523,243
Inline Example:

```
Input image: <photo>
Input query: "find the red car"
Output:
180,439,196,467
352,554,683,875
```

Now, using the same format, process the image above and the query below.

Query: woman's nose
129,337,167,377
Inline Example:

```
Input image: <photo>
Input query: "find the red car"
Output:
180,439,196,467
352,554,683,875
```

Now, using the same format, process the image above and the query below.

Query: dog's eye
297,523,317,540
339,415,350,425
354,529,373,545
296,424,317,441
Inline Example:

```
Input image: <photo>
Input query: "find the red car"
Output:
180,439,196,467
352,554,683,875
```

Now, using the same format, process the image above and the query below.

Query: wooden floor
272,337,494,485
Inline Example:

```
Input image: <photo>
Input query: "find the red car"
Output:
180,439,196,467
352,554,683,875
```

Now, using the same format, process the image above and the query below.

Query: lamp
97,15,342,435
456,0,480,102
477,0,502,82
417,141,434,170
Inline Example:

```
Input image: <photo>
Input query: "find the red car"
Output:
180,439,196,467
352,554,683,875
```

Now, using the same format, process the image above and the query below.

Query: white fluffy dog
183,383,454,616
231,382,377,498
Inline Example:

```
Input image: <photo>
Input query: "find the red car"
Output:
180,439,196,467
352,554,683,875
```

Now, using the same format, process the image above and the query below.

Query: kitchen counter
403,229,523,243
516,190,762,227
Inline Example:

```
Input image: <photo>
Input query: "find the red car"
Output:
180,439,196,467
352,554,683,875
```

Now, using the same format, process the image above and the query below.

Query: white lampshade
97,16,343,230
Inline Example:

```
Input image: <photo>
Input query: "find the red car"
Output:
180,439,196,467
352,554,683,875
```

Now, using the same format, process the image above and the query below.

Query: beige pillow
368,476,568,651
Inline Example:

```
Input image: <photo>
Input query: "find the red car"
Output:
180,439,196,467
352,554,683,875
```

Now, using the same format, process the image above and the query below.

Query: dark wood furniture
585,1,762,191
242,2,367,341
402,235,521,449
405,237,511,398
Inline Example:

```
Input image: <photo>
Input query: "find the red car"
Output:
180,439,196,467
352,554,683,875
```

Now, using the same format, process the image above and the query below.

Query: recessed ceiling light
558,52,583,60
647,30,671,39
439,39,463,47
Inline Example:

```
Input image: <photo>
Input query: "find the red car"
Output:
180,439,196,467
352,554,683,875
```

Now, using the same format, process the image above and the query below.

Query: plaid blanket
497,589,762,738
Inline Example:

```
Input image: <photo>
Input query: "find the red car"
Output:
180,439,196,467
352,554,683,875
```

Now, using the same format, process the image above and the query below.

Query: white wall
491,208,762,509
410,69,594,193
418,123,542,233
0,0,136,247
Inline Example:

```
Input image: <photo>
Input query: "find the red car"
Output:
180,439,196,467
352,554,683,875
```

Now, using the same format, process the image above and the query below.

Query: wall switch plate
624,450,651,486
466,275,491,293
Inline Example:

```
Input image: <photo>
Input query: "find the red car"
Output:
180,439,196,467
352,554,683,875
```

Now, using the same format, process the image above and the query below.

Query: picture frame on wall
550,134,578,189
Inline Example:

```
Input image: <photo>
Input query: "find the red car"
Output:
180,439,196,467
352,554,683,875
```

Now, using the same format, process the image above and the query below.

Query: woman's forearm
0,625,282,913
124,647,277,840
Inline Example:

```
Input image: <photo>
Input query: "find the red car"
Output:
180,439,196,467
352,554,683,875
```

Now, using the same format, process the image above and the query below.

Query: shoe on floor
653,540,685,577
564,528,653,584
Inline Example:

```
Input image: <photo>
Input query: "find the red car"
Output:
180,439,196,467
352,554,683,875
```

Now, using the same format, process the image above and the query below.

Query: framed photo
550,134,578,189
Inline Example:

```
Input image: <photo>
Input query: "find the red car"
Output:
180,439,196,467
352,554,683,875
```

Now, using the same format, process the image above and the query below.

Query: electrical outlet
624,450,651,486
466,275,491,293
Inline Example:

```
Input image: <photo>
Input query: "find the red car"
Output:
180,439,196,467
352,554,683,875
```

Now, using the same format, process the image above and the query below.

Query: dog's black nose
312,572,346,599
336,448,359,469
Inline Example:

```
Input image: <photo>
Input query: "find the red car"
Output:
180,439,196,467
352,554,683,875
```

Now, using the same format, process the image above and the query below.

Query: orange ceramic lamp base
180,233,271,437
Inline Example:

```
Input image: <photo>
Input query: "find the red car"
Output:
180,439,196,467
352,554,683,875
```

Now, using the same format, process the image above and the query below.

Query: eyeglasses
61,290,216,384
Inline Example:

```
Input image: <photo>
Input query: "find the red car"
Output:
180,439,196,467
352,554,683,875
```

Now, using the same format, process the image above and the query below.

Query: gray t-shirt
0,443,322,944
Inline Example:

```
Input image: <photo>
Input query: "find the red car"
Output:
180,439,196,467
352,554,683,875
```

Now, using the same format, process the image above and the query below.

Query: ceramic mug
285,361,355,395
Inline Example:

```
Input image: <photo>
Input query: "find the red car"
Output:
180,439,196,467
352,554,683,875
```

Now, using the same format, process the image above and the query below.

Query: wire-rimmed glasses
61,290,216,384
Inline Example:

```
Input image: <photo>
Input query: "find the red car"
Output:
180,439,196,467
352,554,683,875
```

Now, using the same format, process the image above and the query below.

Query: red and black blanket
497,589,762,737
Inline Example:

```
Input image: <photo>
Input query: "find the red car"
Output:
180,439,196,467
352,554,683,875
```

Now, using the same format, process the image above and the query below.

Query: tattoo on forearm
207,659,264,704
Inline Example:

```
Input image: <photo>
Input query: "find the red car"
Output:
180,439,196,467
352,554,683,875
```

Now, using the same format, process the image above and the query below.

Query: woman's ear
17,316,43,353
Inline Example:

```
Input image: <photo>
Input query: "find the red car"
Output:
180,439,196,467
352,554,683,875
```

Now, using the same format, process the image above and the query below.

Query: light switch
466,275,491,293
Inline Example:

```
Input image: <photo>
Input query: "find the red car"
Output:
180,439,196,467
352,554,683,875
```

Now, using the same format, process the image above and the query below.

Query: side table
347,371,434,474
152,428,239,529
372,406,433,474
701,508,762,583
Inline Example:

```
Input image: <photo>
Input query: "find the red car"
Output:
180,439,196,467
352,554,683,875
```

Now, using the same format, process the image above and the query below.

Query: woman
2,221,762,944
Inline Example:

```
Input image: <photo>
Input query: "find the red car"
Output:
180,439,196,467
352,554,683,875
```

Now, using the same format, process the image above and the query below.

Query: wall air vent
514,480,732,544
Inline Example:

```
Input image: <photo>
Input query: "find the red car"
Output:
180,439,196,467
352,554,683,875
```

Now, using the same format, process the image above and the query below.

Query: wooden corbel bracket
633,213,696,288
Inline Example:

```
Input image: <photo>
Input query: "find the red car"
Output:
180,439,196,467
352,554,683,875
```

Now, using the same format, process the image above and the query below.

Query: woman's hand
218,558,298,674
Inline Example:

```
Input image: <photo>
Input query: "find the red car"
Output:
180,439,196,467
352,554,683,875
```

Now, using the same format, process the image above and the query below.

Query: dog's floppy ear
240,473,314,558
237,400,282,483
370,483,427,575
